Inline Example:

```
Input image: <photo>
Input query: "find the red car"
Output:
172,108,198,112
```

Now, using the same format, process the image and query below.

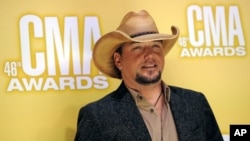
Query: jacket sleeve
74,105,102,141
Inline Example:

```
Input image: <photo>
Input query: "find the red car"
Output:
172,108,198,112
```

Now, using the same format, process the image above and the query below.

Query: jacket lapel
169,86,202,141
170,87,192,141
111,82,151,140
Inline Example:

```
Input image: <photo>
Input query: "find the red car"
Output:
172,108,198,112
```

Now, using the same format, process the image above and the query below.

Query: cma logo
179,5,246,57
5,15,109,91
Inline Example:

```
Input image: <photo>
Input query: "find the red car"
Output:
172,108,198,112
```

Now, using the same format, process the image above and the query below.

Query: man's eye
152,45,162,50
152,45,160,48
132,46,142,50
152,43,163,49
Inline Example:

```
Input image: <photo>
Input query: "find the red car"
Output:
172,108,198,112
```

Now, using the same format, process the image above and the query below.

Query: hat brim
93,26,180,79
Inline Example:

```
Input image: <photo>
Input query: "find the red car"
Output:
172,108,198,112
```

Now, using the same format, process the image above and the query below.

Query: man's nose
143,47,154,58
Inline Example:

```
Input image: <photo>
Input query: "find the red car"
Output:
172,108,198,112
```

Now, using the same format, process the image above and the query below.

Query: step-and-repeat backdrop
0,0,249,140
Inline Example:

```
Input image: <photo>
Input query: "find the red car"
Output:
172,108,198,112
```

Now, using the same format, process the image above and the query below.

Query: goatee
135,71,161,85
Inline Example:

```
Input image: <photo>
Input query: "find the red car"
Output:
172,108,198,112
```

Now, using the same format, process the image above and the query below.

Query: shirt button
150,109,154,113
138,95,143,100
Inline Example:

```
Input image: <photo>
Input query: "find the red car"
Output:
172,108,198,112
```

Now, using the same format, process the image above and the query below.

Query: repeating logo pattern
178,5,246,57
4,15,109,91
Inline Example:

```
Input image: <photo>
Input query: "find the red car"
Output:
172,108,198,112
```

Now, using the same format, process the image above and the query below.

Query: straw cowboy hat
93,10,180,79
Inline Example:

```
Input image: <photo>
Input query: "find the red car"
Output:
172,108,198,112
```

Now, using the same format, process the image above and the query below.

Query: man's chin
135,73,161,85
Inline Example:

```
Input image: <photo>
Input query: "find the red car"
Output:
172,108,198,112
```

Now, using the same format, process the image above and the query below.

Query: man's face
114,41,165,85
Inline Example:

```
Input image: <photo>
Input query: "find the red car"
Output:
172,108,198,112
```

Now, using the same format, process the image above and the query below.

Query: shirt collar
127,81,171,107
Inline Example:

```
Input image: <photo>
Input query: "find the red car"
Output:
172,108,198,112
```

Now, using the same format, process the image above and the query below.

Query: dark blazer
75,81,223,141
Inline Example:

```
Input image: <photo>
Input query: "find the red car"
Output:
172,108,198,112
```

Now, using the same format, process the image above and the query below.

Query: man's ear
113,52,122,70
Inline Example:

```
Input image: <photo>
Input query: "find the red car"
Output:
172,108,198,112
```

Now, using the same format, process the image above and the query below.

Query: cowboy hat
93,10,180,79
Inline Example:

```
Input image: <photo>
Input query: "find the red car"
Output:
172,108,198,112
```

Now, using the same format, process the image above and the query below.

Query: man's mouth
142,64,157,69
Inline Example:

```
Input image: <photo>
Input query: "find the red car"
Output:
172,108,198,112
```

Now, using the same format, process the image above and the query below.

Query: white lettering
45,17,81,76
83,17,101,74
14,15,108,91
43,78,59,90
6,76,109,91
235,46,246,56
203,6,227,46
228,6,245,46
59,77,75,90
93,76,109,89
187,5,245,47
187,5,204,47
19,15,102,76
234,129,247,136
7,78,24,91
180,48,191,57
22,78,43,91
76,76,92,89
19,15,45,76
180,46,246,57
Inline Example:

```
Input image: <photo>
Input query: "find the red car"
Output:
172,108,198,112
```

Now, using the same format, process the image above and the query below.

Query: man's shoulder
169,85,201,93
169,85,205,99
81,85,129,111
168,85,210,110
85,91,116,107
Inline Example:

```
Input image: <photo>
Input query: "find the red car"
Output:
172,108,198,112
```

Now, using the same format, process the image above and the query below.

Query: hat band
130,31,157,38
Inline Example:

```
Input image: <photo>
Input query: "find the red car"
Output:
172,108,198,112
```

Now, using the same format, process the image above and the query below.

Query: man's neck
124,80,163,105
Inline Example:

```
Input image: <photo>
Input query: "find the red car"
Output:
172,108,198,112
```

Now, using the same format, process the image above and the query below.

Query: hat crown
117,10,159,37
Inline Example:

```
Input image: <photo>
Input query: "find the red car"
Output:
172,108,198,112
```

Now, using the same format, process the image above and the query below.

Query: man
75,10,223,141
